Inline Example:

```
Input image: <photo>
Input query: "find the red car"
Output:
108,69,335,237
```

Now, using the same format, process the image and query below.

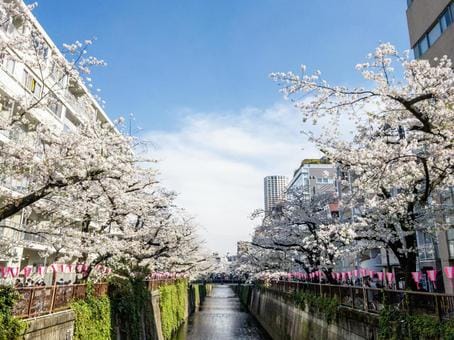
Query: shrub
0,286,27,340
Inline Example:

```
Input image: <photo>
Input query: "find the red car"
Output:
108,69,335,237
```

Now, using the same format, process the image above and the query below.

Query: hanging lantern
377,272,384,281
411,272,422,289
427,270,437,289
444,266,454,280
386,272,394,283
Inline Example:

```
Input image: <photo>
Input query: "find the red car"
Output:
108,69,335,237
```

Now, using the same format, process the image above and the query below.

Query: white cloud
143,103,322,254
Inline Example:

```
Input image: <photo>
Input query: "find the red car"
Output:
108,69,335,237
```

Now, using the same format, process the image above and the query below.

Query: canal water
172,285,270,340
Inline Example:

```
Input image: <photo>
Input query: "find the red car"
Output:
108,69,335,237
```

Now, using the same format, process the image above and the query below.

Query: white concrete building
287,158,336,200
0,1,112,282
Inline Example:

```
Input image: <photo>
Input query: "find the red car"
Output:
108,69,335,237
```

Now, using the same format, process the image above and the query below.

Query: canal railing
12,278,184,319
145,278,184,291
12,283,108,319
264,281,454,320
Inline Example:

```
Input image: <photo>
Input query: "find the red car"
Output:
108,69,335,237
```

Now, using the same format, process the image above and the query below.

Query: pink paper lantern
411,272,422,289
0,267,5,279
353,269,359,278
336,272,341,280
341,272,347,280
368,270,375,278
331,272,336,280
347,271,352,279
360,268,367,277
377,272,384,281
38,265,46,276
427,270,437,288
22,266,32,278
8,267,19,278
444,266,454,279
386,272,394,283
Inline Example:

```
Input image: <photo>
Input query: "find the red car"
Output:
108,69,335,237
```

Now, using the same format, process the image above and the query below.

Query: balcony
0,219,47,245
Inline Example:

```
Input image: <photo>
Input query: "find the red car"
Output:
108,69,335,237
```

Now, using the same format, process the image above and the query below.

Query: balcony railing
12,283,108,319
264,281,454,320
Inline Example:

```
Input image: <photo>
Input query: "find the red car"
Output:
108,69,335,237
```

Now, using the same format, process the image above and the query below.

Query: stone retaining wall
241,286,378,340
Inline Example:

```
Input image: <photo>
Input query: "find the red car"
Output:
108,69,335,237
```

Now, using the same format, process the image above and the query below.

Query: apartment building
287,158,337,201
0,1,112,282
407,0,454,293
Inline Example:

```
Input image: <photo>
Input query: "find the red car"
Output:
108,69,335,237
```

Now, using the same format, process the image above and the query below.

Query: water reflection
173,285,270,340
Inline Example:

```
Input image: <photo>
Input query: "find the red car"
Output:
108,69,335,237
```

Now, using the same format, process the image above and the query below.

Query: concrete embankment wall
23,310,75,340
238,285,378,340
22,283,211,340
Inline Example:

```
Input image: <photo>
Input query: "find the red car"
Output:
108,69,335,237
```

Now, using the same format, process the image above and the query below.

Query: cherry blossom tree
272,43,454,285
0,0,207,277
245,191,354,280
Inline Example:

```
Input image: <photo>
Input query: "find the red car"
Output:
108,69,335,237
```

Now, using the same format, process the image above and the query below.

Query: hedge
0,286,27,340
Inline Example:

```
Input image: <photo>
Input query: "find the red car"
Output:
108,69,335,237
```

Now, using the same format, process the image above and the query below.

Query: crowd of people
14,277,73,288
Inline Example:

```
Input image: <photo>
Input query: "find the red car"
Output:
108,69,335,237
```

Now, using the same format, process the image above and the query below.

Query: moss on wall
159,280,188,340
70,284,111,340
379,305,454,340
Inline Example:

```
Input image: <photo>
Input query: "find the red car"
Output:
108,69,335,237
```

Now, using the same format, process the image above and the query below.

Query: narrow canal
172,285,271,340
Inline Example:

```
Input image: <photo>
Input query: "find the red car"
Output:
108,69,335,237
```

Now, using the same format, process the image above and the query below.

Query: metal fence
265,281,454,320
12,283,108,319
145,278,184,291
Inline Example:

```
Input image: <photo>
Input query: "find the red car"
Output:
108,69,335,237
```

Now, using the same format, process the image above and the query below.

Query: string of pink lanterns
285,266,454,288
0,263,112,279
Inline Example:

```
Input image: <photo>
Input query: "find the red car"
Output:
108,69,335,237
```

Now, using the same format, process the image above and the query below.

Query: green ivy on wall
378,305,454,340
159,280,188,340
109,276,153,340
0,286,27,340
70,282,111,340
293,290,339,324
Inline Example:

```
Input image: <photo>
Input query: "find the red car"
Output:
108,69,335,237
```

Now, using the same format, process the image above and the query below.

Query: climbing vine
378,305,454,339
293,290,339,324
0,286,27,340
70,282,111,340
159,280,188,340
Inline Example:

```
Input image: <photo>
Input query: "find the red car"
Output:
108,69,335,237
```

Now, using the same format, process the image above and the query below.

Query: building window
448,229,454,258
417,231,437,261
428,22,442,46
48,95,63,118
23,70,41,98
413,4,454,58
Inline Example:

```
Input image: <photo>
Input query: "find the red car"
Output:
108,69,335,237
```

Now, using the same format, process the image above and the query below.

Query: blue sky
34,1,409,127
34,1,410,254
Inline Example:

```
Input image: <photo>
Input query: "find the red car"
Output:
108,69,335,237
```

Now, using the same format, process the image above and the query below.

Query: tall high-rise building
407,0,454,60
263,176,287,213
